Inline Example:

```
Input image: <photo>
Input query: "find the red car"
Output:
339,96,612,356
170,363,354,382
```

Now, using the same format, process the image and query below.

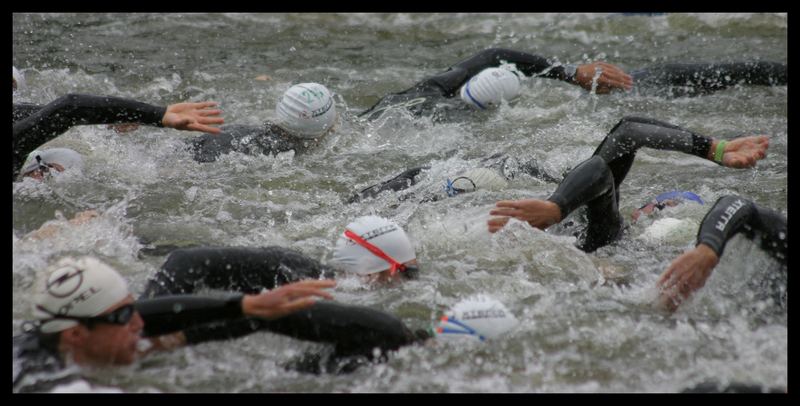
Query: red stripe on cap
343,229,405,276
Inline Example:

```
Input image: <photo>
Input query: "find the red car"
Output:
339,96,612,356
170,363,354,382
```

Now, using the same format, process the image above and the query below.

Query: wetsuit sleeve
141,246,335,298
136,294,244,337
347,166,429,203
591,116,713,191
13,94,166,178
696,195,787,262
632,61,787,92
13,103,45,123
546,155,623,252
425,48,571,96
182,301,416,356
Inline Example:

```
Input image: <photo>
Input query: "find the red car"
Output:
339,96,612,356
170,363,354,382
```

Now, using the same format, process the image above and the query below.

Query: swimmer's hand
656,244,719,312
241,279,336,320
708,136,769,169
575,62,633,94
162,101,224,134
488,199,562,233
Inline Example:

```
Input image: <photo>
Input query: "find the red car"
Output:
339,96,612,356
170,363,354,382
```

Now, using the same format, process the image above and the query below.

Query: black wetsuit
188,122,313,163
12,94,167,180
359,48,787,121
142,246,421,373
543,116,718,252
347,152,560,204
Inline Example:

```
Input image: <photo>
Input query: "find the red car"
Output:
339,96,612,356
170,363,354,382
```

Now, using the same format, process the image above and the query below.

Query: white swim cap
33,256,130,334
331,216,416,275
13,66,25,92
19,148,84,178
448,168,509,194
434,295,518,342
459,67,521,110
275,82,336,139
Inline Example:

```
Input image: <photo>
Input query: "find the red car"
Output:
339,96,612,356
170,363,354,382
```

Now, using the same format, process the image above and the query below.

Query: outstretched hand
487,199,562,233
162,101,224,134
656,244,719,312
715,135,769,168
575,62,633,94
242,279,336,320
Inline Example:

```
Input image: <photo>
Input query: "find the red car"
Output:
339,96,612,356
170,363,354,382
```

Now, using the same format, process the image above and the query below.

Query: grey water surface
13,13,787,392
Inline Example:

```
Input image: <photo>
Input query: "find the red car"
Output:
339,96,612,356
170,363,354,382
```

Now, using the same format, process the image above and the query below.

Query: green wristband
714,140,728,163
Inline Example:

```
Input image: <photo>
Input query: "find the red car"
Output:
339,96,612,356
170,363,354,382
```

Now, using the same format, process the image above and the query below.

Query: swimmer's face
24,162,65,181
631,199,682,222
364,259,419,285
61,295,144,366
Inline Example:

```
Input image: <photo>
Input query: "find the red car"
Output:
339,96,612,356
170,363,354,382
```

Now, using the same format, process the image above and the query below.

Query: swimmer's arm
697,196,786,261
592,116,768,169
112,102,225,134
24,210,99,240
657,196,785,312
138,280,335,337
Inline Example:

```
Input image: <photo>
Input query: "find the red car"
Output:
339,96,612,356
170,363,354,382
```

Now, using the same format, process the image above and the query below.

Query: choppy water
12,13,787,393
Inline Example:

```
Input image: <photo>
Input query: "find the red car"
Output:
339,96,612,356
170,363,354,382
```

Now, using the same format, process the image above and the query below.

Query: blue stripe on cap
464,81,487,110
654,191,704,205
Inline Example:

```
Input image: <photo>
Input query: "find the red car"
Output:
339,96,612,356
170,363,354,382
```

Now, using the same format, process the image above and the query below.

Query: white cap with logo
434,295,519,342
33,256,130,334
459,67,521,110
275,82,336,139
19,148,84,179
331,216,416,275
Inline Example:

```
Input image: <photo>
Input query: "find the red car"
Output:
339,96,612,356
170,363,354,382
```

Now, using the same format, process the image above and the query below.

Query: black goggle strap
34,155,53,173
444,176,476,197
33,304,134,326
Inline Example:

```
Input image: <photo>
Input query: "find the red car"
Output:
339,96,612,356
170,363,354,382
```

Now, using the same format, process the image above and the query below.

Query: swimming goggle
434,315,486,341
33,303,136,329
444,176,477,197
343,229,417,277
632,191,704,221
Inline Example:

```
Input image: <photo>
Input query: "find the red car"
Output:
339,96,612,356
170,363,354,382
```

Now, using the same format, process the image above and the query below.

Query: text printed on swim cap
345,224,398,246
461,308,506,320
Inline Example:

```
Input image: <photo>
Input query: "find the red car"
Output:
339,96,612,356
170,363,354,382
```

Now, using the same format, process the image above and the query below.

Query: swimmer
136,216,423,368
188,82,337,162
360,48,785,121
143,215,419,297
656,195,786,312
360,47,632,121
13,87,224,180
13,256,335,393
486,116,769,253
151,241,517,376
347,152,560,204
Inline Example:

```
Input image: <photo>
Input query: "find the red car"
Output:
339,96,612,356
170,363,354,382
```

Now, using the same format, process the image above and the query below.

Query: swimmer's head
32,256,131,334
275,82,336,139
444,167,509,197
459,67,521,110
331,215,417,283
19,148,84,181
13,66,25,92
433,295,518,342
631,190,704,222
